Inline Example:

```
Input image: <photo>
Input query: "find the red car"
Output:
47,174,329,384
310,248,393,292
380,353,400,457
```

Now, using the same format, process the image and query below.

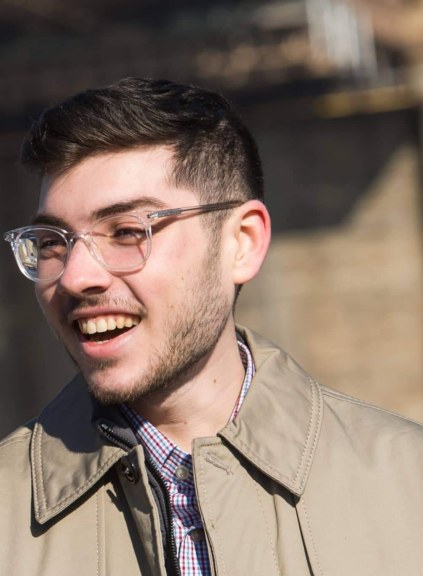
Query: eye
36,233,67,257
39,236,63,248
111,225,146,244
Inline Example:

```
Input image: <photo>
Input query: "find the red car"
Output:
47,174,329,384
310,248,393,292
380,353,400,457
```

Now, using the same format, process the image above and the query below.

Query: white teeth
87,320,97,335
97,319,108,333
78,315,139,335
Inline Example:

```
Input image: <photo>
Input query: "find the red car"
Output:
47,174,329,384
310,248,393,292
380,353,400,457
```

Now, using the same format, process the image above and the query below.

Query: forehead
37,147,195,226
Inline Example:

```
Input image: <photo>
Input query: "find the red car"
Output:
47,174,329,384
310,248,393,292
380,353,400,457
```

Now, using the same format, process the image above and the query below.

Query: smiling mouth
76,314,140,343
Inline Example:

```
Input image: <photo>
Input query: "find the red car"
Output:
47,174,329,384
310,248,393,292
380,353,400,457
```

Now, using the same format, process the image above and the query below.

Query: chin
81,363,144,405
86,377,142,405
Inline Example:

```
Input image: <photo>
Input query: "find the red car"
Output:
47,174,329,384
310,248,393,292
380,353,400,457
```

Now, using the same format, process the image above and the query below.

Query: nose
57,238,114,297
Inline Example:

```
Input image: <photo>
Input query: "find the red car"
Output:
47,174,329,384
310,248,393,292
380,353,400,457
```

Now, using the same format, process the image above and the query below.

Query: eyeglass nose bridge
65,230,105,270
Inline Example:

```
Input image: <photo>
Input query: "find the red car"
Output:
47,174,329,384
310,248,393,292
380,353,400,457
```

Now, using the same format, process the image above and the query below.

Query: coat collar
220,327,323,497
31,328,323,524
31,375,128,524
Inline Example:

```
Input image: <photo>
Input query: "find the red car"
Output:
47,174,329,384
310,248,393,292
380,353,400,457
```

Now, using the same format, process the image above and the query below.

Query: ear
230,200,271,285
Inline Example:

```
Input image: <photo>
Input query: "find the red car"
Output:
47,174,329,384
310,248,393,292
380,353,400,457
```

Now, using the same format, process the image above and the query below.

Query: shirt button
175,465,190,481
189,528,205,542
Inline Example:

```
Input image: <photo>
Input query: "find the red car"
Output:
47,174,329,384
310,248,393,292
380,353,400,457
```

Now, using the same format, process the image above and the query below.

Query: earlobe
231,200,271,285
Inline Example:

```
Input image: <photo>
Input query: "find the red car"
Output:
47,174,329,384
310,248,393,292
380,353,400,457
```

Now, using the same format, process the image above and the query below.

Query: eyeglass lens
15,214,151,281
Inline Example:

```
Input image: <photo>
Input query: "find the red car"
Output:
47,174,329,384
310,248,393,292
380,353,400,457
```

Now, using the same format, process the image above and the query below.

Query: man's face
35,147,233,403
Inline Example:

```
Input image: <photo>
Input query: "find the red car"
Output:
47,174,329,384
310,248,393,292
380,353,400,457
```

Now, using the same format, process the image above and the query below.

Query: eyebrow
30,214,69,228
30,196,167,228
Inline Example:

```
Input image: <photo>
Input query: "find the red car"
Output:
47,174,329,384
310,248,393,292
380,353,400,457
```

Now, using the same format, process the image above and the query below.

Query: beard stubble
82,248,232,405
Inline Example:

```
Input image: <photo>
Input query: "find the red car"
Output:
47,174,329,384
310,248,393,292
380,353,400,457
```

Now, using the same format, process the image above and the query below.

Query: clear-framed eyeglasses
4,200,243,283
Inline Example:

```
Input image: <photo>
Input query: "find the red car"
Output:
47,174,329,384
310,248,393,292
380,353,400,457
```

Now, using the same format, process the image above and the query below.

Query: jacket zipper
98,421,181,576
147,457,181,576
98,421,136,451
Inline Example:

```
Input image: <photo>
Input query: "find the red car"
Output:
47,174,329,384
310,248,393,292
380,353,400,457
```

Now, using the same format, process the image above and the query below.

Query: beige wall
237,144,423,422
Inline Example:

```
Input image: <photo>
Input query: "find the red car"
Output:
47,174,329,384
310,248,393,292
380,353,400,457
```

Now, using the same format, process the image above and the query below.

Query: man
1,78,422,576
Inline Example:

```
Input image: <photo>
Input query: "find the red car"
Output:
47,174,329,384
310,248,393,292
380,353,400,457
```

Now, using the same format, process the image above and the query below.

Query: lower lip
77,326,138,359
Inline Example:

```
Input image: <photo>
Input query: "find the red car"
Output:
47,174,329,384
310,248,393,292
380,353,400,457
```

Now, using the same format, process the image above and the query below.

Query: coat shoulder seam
320,385,423,427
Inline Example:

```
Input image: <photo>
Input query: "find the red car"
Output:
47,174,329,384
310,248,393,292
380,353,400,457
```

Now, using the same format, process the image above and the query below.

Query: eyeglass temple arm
3,201,245,239
147,200,243,221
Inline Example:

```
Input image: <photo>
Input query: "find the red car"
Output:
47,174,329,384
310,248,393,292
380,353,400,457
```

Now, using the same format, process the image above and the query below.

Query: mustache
64,295,147,318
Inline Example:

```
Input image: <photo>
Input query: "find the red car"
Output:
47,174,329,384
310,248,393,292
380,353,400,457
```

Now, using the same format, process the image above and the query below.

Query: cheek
35,285,57,320
157,236,188,268
148,234,204,285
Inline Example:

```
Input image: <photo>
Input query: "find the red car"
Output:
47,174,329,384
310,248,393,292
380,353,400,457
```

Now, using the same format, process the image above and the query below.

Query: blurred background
0,0,422,437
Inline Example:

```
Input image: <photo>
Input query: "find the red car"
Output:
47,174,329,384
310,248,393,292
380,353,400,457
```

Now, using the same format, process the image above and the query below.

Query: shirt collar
121,335,256,467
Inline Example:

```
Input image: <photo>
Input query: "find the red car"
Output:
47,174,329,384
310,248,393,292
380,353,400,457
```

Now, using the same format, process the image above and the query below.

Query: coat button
175,465,190,481
119,456,139,483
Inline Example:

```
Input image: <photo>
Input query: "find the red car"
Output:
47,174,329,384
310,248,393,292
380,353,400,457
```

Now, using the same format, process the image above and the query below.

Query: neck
128,326,245,453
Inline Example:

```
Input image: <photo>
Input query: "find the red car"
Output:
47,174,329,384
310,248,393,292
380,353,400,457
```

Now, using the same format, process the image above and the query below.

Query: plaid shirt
121,338,255,575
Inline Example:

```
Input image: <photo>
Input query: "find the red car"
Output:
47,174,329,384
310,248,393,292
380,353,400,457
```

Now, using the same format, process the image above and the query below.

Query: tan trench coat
1,327,422,575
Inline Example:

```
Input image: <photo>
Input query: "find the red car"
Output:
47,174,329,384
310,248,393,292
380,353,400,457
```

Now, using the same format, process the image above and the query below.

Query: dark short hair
21,77,264,204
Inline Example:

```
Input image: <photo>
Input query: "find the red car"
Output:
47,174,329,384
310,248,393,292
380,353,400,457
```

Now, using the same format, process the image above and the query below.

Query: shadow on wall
245,106,420,233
